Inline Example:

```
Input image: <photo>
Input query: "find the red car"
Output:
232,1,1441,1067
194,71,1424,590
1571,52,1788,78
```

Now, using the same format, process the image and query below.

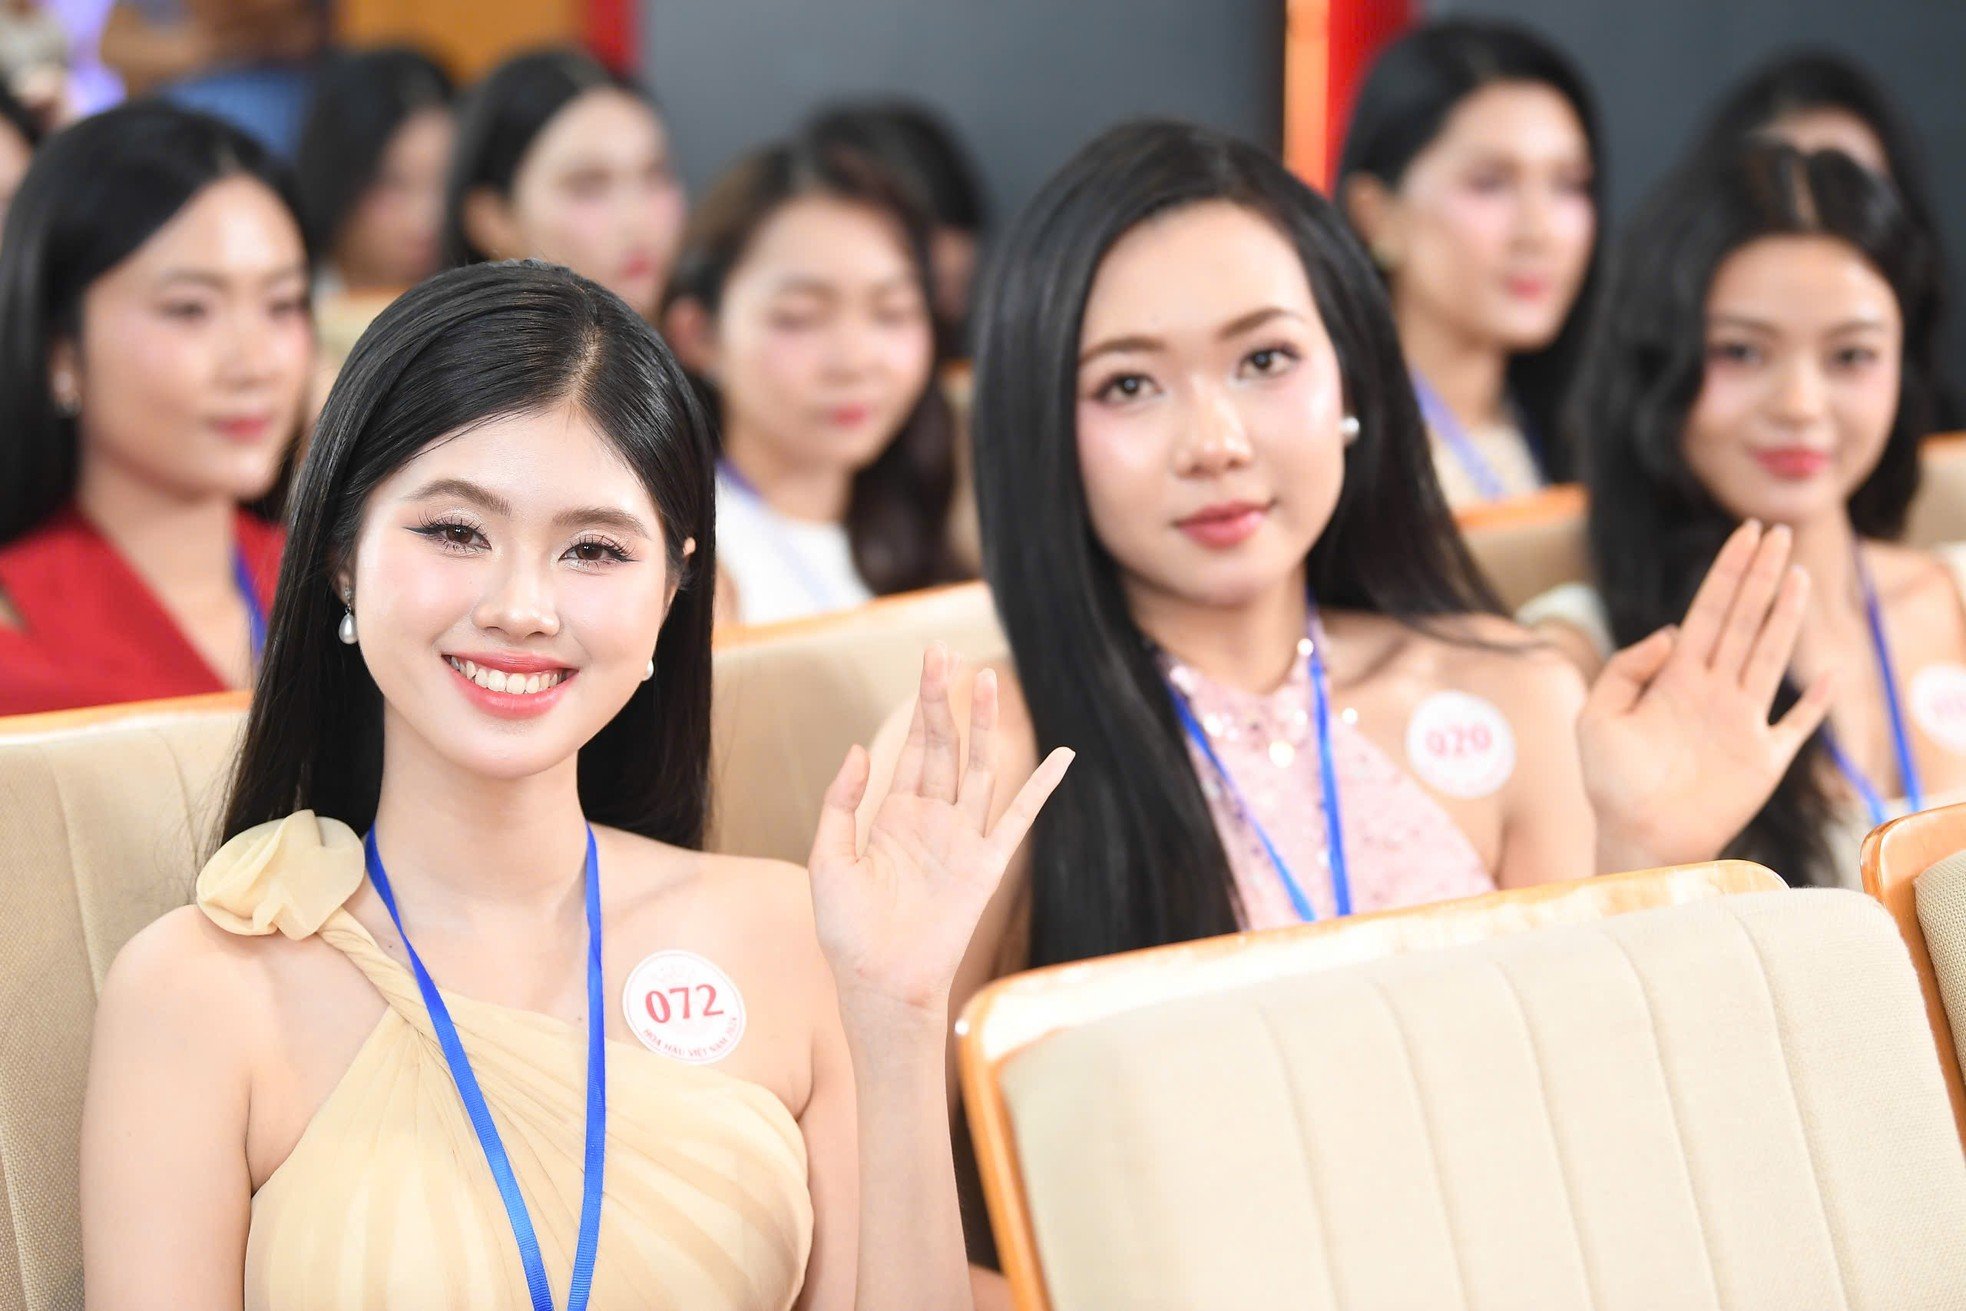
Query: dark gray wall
648,0,1284,222
649,0,1962,376
1436,0,1966,381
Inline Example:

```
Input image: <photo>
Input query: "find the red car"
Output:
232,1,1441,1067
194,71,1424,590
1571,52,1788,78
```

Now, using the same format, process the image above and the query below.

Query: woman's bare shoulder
93,906,281,1069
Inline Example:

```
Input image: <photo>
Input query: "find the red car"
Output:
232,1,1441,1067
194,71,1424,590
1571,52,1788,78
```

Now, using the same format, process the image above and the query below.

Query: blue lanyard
363,827,608,1311
717,459,858,612
1165,611,1353,921
1411,372,1510,503
231,548,267,666
1823,547,1926,828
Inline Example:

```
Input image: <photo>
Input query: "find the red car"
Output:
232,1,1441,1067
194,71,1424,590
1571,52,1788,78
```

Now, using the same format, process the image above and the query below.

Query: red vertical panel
586,0,638,75
1324,0,1414,187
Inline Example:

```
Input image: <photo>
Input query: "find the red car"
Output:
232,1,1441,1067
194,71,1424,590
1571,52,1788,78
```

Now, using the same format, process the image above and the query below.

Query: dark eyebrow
1078,333,1161,367
1079,306,1307,367
1218,306,1306,339
407,479,651,537
772,277,838,298
552,506,652,537
156,263,310,290
1707,315,1778,335
1709,313,1891,335
406,478,512,515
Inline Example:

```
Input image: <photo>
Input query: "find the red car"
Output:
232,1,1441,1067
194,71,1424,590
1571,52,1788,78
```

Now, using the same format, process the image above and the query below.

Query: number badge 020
1405,690,1516,799
622,950,747,1065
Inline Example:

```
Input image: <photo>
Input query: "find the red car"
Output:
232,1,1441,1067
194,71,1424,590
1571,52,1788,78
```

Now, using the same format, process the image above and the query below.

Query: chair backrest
1906,431,1966,547
961,863,1966,1311
0,698,248,1311
709,580,1005,860
1861,801,1966,1142
1457,484,1589,612
1458,432,1966,616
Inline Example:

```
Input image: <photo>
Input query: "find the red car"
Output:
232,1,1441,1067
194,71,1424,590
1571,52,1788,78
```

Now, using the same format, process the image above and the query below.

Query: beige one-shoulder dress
197,812,815,1309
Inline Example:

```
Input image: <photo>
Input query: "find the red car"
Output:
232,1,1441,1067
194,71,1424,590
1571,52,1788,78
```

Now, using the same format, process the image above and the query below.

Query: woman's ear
461,185,526,262
1342,174,1403,272
661,297,719,379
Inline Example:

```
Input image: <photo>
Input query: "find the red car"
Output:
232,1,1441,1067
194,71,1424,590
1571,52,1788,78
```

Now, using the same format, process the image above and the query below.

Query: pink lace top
1163,640,1496,929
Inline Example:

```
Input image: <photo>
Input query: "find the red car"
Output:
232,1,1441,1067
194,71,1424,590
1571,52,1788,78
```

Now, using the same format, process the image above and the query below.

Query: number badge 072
622,950,747,1064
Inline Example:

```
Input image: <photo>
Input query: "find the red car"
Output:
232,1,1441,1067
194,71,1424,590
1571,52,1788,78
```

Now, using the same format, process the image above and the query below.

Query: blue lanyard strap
231,548,267,666
1411,372,1509,504
1826,546,1926,827
363,827,608,1311
1165,609,1353,922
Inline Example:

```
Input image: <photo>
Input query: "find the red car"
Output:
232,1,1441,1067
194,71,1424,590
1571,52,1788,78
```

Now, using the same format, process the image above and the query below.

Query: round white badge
1404,690,1516,799
1910,664,1966,756
622,950,746,1065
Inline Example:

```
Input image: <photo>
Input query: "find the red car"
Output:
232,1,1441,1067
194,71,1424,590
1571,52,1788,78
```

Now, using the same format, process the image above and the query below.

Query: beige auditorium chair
0,693,247,1311
709,579,1006,861
1462,431,1966,614
1862,799,1966,1144
962,863,1966,1310
1456,483,1589,612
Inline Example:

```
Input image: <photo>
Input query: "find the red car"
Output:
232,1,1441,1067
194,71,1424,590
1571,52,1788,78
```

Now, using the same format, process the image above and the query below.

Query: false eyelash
410,515,486,552
567,534,636,565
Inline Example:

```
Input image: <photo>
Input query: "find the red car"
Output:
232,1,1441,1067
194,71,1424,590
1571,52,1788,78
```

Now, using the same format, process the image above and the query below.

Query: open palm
1579,521,1835,870
807,645,1073,1012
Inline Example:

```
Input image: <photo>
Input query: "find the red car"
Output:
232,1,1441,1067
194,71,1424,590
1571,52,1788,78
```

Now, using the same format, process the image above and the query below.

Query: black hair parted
1575,143,1937,886
221,260,718,848
971,118,1497,968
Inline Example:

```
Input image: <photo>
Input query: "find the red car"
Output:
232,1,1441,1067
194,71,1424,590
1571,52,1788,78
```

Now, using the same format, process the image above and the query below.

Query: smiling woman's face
1682,233,1902,527
344,401,678,780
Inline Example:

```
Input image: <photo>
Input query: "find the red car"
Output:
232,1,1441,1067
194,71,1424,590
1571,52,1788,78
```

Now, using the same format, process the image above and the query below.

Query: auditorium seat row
5,434,1966,1309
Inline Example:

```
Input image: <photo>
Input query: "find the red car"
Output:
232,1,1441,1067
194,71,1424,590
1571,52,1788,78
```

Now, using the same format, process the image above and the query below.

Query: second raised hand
806,643,1073,1015
1579,519,1837,871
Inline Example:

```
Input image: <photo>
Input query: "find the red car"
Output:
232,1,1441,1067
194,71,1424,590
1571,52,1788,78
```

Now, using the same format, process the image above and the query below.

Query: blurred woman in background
1339,18,1602,506
0,104,312,715
663,130,962,625
1528,144,1956,888
807,99,989,354
1689,49,1957,425
444,46,684,322
295,46,453,298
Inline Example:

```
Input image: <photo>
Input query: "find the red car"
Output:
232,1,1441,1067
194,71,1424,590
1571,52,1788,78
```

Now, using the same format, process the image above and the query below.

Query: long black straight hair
221,260,718,846
1574,144,1937,886
973,119,1499,968
663,130,962,596
1336,18,1604,480
0,103,307,544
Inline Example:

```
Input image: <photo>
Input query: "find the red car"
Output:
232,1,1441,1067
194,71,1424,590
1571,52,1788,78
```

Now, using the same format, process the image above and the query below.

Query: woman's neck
1128,568,1311,696
723,421,854,524
367,713,593,937
1786,509,1865,630
74,456,240,604
1396,300,1510,433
